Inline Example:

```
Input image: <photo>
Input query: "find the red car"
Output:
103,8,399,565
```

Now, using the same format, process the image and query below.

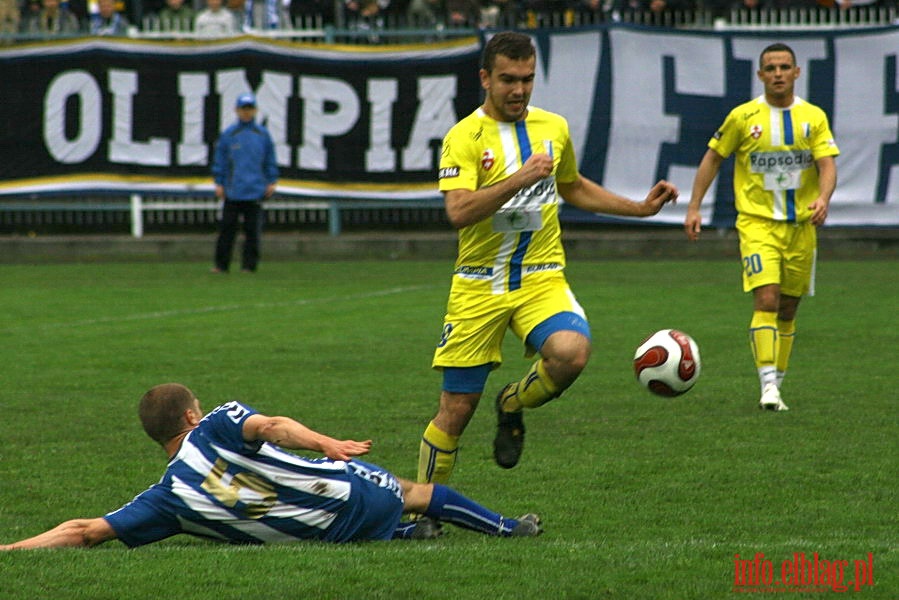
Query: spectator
138,0,166,24
90,0,129,34
243,0,285,29
289,0,334,26
211,92,278,274
701,0,735,20
612,0,695,25
479,0,518,27
521,0,586,27
405,0,438,25
157,0,195,29
344,0,389,25
25,0,81,33
0,0,20,36
66,0,89,21
834,0,880,9
343,0,390,42
573,0,606,23
225,0,244,26
195,0,238,34
444,0,481,26
20,0,42,29
760,0,816,8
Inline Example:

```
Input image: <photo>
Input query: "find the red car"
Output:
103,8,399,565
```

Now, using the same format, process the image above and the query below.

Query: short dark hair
482,31,536,73
139,383,197,445
759,43,796,68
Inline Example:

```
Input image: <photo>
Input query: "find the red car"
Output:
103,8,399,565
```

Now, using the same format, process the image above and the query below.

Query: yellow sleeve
811,109,839,160
708,109,740,159
438,119,480,192
555,134,579,184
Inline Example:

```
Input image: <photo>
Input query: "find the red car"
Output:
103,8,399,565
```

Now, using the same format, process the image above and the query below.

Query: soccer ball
633,329,701,397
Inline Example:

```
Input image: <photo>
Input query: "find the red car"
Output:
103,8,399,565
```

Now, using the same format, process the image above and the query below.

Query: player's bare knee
554,344,591,377
401,481,433,513
569,345,591,374
545,355,589,391
778,295,800,320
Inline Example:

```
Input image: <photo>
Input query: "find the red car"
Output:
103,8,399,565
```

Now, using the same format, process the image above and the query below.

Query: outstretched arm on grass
0,517,117,550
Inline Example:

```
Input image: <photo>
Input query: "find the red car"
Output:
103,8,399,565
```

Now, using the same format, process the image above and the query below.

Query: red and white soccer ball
633,329,701,397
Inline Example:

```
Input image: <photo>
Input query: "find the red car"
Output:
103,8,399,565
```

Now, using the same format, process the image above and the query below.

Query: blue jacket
212,120,279,201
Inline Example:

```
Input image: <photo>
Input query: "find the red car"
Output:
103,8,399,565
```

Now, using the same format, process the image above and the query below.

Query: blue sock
423,484,519,536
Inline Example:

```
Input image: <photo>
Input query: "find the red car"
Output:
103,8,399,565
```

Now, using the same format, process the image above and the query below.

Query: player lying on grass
0,383,541,550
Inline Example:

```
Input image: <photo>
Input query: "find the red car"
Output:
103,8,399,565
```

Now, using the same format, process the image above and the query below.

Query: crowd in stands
0,0,895,40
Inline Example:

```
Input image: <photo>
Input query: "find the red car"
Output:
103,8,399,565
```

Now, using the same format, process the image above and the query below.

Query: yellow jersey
709,96,839,223
438,106,579,294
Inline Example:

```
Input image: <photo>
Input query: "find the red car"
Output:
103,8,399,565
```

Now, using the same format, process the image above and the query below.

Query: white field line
2,285,435,334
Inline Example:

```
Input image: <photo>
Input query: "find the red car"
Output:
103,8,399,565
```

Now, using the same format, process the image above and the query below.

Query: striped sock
423,484,518,536
776,318,796,387
417,421,458,484
750,311,778,391
501,359,561,412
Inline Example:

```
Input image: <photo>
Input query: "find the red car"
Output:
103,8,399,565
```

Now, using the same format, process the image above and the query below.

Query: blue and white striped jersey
104,401,403,546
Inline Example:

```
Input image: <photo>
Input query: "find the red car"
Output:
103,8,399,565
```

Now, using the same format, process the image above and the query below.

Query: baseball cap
236,93,256,108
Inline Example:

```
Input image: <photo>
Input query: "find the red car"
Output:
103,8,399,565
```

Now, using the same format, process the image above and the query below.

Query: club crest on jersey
481,149,495,171
750,124,763,139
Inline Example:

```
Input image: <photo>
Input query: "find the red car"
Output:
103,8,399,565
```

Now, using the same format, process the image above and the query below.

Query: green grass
0,259,895,599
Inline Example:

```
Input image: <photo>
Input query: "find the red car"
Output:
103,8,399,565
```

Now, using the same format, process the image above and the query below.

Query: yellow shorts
736,214,817,297
432,270,588,370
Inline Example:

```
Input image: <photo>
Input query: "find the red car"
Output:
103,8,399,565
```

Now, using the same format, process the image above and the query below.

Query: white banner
527,27,899,226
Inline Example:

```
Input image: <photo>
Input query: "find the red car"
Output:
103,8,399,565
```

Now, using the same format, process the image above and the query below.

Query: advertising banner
1,27,896,226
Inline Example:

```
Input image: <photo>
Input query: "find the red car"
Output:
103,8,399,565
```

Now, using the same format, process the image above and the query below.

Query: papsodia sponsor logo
733,552,875,593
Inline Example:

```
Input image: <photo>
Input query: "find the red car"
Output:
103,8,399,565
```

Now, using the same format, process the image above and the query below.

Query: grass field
0,259,895,599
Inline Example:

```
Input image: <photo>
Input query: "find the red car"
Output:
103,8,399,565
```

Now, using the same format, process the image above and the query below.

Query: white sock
776,370,785,389
758,366,777,394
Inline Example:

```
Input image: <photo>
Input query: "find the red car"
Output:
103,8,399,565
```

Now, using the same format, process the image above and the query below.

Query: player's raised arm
557,175,678,217
242,413,372,461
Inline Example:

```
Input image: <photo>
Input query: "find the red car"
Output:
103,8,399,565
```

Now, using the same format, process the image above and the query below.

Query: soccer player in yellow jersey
418,31,679,489
685,43,839,412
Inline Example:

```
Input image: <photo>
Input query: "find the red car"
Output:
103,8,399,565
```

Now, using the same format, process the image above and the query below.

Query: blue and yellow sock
417,421,458,484
776,318,796,387
750,310,778,390
500,359,561,412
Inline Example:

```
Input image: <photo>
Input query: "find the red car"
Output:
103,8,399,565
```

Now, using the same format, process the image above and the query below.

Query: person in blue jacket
211,92,278,273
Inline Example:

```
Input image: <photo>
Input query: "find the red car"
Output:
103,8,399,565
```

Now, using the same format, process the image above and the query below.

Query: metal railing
0,194,449,236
